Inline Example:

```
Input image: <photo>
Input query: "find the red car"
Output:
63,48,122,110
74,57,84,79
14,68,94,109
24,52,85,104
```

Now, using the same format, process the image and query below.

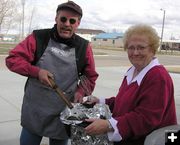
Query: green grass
166,66,180,74
0,42,17,54
0,48,11,54
93,45,180,56
1,42,180,56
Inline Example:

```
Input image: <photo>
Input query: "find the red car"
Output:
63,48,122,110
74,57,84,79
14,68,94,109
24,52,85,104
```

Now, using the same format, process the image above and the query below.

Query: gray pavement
0,66,180,145
0,49,180,145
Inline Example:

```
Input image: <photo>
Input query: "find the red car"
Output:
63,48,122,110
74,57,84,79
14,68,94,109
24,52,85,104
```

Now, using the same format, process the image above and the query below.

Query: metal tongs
48,77,87,121
48,77,73,109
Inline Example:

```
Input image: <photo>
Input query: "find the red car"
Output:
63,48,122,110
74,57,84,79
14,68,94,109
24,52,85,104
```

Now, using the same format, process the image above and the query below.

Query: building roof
93,32,124,39
163,39,180,44
76,28,105,34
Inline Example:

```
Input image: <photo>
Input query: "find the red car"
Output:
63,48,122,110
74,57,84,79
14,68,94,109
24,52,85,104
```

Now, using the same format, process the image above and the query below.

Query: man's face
55,10,80,39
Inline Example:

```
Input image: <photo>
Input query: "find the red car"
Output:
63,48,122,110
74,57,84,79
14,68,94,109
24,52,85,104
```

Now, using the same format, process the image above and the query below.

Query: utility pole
160,9,166,51
21,0,25,39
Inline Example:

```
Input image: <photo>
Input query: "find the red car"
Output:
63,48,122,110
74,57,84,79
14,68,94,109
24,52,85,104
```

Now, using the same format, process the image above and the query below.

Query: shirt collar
125,57,160,86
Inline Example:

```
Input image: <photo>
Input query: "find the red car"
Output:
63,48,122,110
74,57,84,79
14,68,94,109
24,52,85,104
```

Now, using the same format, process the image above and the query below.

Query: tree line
0,0,37,38
0,0,20,34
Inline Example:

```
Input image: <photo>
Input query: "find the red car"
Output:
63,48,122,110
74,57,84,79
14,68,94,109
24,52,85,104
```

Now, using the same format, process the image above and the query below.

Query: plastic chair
144,124,180,145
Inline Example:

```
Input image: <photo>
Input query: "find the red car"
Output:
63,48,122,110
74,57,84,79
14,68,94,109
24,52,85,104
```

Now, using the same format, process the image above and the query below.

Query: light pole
160,9,166,51
21,0,25,39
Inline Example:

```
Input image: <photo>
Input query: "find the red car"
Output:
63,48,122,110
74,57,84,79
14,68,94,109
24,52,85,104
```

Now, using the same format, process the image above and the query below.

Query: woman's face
127,34,154,71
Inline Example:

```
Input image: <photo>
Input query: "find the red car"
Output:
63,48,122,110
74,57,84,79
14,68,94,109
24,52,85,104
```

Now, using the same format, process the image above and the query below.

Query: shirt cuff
99,98,105,104
107,117,122,142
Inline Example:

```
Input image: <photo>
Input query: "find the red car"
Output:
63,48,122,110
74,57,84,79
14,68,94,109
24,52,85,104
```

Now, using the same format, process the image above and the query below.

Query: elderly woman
85,24,177,145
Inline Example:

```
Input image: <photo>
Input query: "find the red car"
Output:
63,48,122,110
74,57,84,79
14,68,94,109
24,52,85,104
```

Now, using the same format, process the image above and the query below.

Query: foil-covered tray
71,124,113,145
60,103,113,145
60,103,112,125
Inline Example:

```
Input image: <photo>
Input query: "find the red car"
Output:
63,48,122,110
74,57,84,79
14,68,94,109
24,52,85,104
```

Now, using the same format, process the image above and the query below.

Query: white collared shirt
125,57,160,86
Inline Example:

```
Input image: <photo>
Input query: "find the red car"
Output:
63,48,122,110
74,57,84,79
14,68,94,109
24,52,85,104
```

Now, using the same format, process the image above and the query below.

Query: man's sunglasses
60,16,77,24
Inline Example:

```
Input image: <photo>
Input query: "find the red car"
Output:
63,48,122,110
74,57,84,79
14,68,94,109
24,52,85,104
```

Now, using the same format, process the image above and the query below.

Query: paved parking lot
0,50,180,145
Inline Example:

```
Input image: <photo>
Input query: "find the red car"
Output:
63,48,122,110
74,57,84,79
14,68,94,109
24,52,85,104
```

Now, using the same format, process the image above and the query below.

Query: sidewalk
0,67,180,145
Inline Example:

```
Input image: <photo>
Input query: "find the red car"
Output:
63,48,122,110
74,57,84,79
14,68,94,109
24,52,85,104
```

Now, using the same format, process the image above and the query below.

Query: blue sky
16,0,180,39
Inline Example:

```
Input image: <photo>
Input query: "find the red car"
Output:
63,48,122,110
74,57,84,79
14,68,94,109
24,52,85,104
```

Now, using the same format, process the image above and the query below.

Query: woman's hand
84,118,110,135
86,95,100,104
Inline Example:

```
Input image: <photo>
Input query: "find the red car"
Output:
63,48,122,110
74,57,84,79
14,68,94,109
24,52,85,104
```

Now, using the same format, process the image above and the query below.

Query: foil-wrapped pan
71,125,113,145
60,103,113,145
60,103,112,124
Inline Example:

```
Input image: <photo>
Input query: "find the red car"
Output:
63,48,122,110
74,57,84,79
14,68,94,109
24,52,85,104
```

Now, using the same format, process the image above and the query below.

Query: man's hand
74,92,83,103
38,69,53,87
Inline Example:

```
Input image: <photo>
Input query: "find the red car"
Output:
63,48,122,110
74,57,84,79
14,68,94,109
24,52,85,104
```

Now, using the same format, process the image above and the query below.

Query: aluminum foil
71,125,113,145
60,103,113,145
60,103,112,124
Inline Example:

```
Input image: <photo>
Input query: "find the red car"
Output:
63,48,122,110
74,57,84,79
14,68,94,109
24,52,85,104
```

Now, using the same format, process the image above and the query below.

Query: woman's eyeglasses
60,16,77,24
127,45,149,52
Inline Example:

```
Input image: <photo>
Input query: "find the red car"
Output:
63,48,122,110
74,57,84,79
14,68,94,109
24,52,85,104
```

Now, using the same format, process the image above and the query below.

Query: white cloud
15,0,180,39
